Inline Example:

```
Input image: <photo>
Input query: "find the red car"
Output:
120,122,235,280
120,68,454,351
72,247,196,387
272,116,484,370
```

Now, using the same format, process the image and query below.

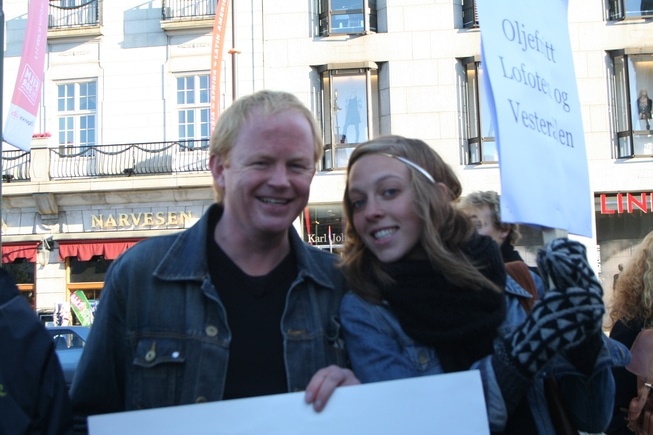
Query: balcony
48,0,102,39
1,140,210,182
161,0,216,32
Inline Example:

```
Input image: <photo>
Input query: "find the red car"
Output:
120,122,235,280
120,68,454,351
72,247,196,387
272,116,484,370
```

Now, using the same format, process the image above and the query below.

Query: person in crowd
458,191,537,267
0,267,73,434
458,190,544,312
606,230,653,435
338,135,628,434
70,90,358,431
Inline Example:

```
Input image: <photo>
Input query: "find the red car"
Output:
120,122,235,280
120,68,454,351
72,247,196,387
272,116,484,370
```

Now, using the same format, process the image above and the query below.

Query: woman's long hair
609,230,653,326
340,135,503,303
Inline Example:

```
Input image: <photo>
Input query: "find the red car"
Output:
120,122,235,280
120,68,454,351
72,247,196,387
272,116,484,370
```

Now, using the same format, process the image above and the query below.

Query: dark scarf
381,234,507,373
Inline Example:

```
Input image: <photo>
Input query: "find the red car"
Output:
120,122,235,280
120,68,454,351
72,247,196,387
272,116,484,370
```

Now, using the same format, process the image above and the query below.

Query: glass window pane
333,74,367,144
629,55,653,132
465,63,479,140
199,75,210,103
614,55,629,133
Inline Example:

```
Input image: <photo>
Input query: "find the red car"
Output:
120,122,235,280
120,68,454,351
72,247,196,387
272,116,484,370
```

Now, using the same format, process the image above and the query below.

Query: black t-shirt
207,213,297,400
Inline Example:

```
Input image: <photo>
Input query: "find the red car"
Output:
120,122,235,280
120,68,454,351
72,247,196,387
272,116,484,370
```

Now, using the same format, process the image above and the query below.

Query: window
177,74,210,151
461,57,497,164
57,80,97,156
4,259,36,310
608,0,653,20
462,0,479,29
318,63,379,170
609,51,653,158
302,205,345,252
319,0,377,36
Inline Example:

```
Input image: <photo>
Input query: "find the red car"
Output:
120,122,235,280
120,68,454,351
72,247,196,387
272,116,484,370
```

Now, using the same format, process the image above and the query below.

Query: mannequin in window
638,89,652,130
341,90,362,144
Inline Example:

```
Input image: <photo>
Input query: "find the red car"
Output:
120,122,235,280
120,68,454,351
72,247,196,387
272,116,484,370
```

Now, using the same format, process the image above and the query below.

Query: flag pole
0,0,5,261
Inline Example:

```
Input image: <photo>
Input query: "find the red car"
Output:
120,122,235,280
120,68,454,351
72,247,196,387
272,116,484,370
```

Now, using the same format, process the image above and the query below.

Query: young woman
339,135,629,434
607,230,653,435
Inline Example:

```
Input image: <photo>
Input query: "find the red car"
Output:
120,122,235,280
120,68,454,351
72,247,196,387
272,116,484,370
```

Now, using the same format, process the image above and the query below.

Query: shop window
609,51,653,158
177,74,210,151
608,0,653,20
57,80,97,157
66,256,110,316
318,63,379,170
462,0,479,29
4,259,36,310
319,0,377,36
461,57,497,164
302,205,345,253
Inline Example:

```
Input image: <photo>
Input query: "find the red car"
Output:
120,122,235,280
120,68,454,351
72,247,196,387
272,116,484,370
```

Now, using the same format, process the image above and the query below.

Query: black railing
48,0,99,30
162,0,216,20
0,140,209,181
49,140,210,179
1,150,31,182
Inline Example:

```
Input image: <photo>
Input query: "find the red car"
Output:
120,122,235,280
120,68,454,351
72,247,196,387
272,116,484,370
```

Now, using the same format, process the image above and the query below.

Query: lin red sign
600,193,652,214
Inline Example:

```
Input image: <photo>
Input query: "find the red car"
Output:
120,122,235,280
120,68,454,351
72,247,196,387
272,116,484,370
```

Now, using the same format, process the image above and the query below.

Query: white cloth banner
477,0,592,237
89,371,489,435
3,0,49,151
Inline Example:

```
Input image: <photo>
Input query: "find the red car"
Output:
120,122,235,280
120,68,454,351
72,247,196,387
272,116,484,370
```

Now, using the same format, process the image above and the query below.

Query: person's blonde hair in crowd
340,135,502,303
458,190,522,246
609,230,653,327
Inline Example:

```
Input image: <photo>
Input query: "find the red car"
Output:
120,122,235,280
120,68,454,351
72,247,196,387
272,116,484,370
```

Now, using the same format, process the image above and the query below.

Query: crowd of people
5,89,653,435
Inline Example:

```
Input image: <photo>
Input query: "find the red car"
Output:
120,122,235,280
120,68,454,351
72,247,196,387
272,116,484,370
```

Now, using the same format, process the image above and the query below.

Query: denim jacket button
417,350,429,365
145,350,156,362
195,396,208,403
205,325,219,337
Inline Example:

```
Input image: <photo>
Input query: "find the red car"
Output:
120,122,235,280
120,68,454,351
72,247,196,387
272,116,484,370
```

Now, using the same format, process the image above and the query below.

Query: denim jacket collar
152,203,337,292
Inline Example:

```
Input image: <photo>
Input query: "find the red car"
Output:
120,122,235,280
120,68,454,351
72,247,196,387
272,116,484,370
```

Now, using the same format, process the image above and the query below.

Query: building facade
1,0,652,320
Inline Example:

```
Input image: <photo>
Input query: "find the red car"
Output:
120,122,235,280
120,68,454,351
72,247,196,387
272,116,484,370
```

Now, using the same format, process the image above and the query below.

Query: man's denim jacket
71,204,348,422
340,274,631,434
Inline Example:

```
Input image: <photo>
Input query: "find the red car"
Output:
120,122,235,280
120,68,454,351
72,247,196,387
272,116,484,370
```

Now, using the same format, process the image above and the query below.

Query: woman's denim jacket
71,204,348,422
340,273,631,434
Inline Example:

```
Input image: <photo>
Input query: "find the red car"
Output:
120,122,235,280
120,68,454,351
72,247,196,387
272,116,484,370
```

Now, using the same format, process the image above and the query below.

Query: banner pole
0,0,5,260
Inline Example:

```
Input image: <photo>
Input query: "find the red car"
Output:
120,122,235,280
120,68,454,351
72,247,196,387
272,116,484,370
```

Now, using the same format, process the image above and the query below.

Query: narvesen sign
599,193,653,214
91,211,193,229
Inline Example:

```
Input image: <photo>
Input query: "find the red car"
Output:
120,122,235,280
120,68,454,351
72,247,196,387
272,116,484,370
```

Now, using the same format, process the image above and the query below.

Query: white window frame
56,79,97,157
176,73,210,151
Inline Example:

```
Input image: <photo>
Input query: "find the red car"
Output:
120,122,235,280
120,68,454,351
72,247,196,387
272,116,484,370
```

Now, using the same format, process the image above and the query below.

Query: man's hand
304,365,360,412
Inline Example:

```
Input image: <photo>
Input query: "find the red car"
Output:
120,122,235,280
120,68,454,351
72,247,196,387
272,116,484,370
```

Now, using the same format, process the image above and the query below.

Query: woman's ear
436,182,452,200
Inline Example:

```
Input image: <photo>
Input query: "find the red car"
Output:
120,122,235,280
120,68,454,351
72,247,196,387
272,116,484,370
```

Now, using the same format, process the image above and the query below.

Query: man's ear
209,154,226,190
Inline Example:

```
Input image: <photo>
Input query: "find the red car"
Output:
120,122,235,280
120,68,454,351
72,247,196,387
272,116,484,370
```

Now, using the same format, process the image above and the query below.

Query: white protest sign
477,0,592,237
89,370,489,435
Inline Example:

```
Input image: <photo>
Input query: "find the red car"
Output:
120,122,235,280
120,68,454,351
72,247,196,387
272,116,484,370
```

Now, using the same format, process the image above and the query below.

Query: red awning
58,238,142,261
2,242,40,263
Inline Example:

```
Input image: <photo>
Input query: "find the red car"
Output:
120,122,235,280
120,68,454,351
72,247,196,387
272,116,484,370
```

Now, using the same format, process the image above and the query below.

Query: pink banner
3,0,49,151
210,0,230,132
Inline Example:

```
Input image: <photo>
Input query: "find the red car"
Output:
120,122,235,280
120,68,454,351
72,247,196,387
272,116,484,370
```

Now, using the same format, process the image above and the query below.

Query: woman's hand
304,365,360,412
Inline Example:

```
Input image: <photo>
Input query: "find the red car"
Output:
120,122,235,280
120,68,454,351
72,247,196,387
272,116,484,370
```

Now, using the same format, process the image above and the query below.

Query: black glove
492,238,605,409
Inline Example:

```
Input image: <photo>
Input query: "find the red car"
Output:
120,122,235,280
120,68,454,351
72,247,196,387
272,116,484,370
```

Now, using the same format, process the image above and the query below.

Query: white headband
379,153,436,184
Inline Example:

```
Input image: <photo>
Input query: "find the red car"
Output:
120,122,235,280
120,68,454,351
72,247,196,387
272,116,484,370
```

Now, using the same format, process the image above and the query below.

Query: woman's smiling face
347,154,425,263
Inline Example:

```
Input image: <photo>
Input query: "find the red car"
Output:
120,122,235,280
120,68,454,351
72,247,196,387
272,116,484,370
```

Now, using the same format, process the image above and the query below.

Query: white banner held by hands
89,371,489,435
477,0,592,237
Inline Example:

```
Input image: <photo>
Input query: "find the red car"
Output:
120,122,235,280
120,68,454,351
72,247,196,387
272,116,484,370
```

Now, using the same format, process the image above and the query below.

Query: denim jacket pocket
132,337,186,408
